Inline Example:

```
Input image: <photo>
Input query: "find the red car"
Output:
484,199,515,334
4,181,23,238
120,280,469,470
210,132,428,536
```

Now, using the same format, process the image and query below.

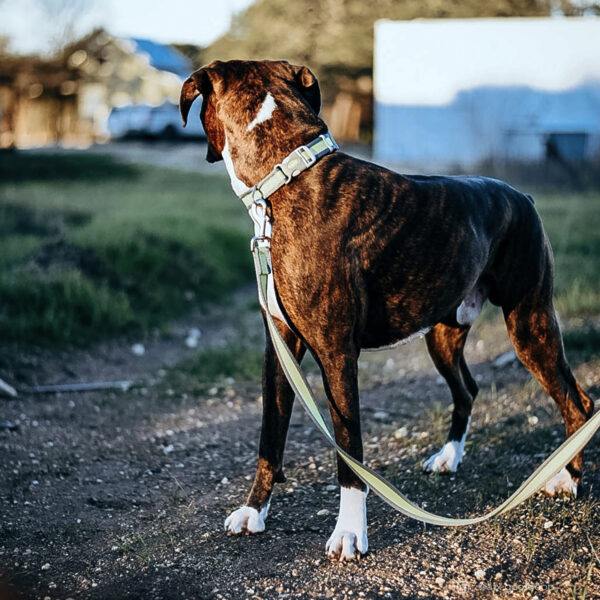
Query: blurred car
107,102,205,140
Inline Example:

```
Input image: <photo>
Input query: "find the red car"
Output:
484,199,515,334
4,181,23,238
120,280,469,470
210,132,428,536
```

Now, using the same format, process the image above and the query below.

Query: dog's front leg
318,349,368,560
225,318,305,535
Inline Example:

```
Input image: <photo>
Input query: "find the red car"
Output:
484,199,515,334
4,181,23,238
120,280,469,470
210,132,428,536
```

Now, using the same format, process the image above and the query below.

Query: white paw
224,503,269,535
541,467,578,498
423,440,463,473
423,418,470,474
326,487,368,561
326,529,367,561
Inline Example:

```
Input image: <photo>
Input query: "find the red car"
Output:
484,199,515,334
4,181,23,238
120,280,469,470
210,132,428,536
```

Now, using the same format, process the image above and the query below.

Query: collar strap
239,132,338,209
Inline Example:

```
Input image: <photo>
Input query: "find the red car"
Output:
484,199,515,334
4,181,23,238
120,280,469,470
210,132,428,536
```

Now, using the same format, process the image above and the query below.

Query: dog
179,59,595,560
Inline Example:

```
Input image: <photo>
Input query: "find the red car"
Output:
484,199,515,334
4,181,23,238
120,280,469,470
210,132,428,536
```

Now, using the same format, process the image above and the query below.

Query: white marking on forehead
222,134,250,196
247,92,277,131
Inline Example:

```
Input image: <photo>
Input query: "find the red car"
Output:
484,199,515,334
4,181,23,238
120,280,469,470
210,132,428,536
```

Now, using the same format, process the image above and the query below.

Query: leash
244,133,600,526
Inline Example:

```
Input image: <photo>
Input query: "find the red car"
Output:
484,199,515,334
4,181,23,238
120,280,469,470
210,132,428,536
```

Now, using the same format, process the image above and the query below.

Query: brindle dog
180,59,594,560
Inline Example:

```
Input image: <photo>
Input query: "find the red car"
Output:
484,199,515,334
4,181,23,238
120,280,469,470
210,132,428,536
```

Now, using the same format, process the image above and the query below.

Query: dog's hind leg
423,322,478,473
225,319,305,535
502,283,594,498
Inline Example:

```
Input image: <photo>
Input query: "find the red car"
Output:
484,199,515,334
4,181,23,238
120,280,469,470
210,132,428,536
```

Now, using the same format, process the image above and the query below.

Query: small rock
382,358,395,374
435,577,445,586
131,343,145,356
185,328,201,348
317,509,330,516
221,477,229,485
374,411,389,420
394,426,408,439
493,351,516,368
543,520,553,529
326,484,337,491
162,444,174,455
474,569,486,581
528,415,539,426
41,563,50,571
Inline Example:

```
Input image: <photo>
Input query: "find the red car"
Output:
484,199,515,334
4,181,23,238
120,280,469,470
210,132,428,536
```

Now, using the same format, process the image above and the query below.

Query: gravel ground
1,296,599,600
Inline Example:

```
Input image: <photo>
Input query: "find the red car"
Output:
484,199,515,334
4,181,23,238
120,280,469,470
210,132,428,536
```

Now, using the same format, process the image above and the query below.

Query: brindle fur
180,60,594,512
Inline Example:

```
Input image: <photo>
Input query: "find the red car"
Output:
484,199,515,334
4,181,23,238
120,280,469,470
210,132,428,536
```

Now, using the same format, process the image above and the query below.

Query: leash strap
239,132,338,208
251,239,600,526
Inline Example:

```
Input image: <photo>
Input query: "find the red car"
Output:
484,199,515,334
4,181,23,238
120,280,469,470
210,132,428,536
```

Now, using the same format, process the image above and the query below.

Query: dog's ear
291,65,321,116
180,66,220,127
180,71,205,128
180,64,225,163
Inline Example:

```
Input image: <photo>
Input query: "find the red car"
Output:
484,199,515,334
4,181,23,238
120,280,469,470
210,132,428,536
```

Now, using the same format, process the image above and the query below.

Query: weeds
426,401,450,445
0,152,252,345
177,345,264,383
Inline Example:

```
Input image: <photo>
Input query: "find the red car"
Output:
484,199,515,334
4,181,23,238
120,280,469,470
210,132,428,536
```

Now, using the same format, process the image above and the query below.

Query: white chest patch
247,92,277,131
222,135,250,197
326,486,369,560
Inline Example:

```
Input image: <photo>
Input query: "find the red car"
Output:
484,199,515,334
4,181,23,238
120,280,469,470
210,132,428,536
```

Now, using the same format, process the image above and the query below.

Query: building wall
374,18,600,170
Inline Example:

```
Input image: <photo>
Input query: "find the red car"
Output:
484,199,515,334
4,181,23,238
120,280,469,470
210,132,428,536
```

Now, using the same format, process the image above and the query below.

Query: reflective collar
238,132,338,209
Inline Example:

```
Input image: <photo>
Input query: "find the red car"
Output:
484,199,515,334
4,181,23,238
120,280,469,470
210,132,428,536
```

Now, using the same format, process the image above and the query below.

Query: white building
374,18,600,170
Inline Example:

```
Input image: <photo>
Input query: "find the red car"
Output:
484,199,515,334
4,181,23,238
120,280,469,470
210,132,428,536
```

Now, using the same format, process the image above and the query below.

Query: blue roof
131,38,192,78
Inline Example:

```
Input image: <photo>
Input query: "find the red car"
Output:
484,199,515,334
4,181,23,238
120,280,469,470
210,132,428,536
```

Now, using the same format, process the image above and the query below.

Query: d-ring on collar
238,132,338,209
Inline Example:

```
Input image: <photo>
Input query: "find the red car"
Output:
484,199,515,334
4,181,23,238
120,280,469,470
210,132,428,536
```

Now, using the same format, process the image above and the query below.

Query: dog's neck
220,95,327,198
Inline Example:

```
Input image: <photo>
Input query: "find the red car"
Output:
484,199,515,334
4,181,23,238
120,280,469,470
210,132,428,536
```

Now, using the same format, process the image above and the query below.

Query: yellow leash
252,241,600,526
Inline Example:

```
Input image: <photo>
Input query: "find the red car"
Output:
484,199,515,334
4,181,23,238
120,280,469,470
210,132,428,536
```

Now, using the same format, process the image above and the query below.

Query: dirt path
1,297,599,600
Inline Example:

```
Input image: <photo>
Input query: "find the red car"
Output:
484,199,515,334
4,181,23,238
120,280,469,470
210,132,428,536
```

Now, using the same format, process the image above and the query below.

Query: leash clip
248,197,272,251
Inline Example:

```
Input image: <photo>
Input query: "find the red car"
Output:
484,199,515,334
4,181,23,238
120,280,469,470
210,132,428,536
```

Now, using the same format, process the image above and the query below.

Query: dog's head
179,60,323,163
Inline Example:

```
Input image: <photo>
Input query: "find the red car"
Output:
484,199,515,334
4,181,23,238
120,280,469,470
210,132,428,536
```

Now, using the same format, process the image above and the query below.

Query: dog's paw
224,505,268,535
326,529,368,561
541,467,578,498
423,441,463,473
325,486,368,561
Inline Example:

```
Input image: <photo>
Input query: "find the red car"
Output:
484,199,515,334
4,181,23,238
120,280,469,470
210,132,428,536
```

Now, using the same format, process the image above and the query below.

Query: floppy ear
180,68,210,127
180,64,225,163
291,65,321,115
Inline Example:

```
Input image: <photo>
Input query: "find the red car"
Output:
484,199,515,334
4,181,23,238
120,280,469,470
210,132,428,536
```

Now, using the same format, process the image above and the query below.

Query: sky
0,0,255,55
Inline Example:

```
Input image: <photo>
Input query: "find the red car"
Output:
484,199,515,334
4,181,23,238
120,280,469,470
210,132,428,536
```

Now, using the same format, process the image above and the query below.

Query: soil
1,292,599,600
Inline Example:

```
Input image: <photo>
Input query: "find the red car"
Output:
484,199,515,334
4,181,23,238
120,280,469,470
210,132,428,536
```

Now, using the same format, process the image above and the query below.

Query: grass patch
1,151,598,347
0,150,140,183
534,190,600,317
0,151,252,345
179,346,264,383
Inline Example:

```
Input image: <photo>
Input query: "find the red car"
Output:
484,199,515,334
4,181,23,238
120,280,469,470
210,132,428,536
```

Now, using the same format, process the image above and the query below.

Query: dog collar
238,132,338,209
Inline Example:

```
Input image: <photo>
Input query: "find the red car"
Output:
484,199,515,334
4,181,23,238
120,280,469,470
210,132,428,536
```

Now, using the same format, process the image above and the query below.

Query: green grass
178,345,264,383
534,191,600,317
0,151,252,345
0,152,598,348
